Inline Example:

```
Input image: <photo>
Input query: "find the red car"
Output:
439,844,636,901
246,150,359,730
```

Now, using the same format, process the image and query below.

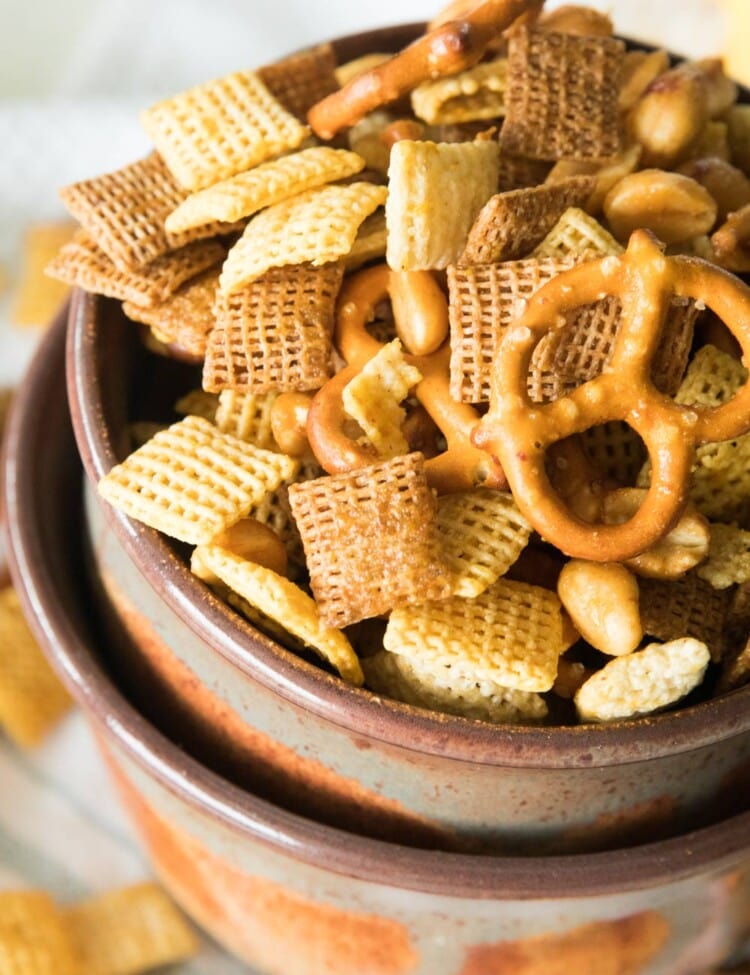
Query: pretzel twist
307,263,506,494
308,0,544,139
474,230,750,561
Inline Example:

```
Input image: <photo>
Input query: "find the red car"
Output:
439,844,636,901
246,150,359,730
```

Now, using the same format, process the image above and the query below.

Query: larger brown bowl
66,24,750,855
7,305,750,975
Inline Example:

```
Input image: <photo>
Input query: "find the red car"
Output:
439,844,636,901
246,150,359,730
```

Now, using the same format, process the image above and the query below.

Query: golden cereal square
362,650,548,724
411,59,509,125
698,522,750,589
459,176,595,265
220,182,386,292
0,587,72,747
533,207,623,259
174,389,219,421
97,414,298,545
12,222,76,327
141,71,309,191
258,43,339,121
580,421,647,485
205,263,344,392
385,140,499,270
64,883,198,975
122,268,219,358
0,891,80,975
345,210,388,270
500,28,625,161
165,147,364,235
215,389,278,449
288,452,452,628
383,577,564,692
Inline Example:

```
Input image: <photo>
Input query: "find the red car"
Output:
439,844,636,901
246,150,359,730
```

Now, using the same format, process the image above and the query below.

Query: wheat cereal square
288,452,452,627
639,573,732,662
258,43,339,121
0,891,80,975
123,267,219,357
214,389,278,449
411,59,508,125
500,28,625,161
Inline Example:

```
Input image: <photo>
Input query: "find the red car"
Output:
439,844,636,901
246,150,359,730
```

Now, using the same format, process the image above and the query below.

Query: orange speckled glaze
459,912,670,975
109,755,420,975
559,795,678,852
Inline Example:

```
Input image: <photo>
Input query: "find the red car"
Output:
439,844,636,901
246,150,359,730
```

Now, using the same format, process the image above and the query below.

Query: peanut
538,4,613,36
557,560,642,657
553,658,592,699
727,105,750,176
619,49,670,113
629,64,710,168
546,144,642,215
271,392,313,458
603,169,718,245
694,58,738,119
678,157,750,223
689,121,731,164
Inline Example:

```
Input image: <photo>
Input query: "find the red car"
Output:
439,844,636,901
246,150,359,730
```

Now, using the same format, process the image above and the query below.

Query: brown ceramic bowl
6,305,750,975
65,24,750,856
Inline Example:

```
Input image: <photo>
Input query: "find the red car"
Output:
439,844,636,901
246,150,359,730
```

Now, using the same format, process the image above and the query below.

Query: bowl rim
8,309,750,897
63,21,750,771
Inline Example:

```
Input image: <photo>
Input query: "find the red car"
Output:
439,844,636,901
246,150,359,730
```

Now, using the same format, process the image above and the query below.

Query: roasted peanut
380,119,427,149
727,105,750,176
389,269,449,355
271,392,313,458
619,49,670,113
553,658,592,699
694,58,738,119
538,4,613,36
689,121,731,164
603,169,718,244
678,157,750,223
629,64,709,168
712,203,750,272
601,488,710,580
546,144,642,215
557,560,642,657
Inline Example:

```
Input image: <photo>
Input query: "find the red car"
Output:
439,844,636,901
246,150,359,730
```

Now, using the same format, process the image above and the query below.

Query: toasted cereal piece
447,255,581,403
288,453,451,628
533,207,623,260
385,139,499,270
64,883,198,975
575,638,710,723
697,522,750,589
363,650,548,724
12,222,76,327
174,389,219,421
619,49,670,112
342,339,422,458
545,144,643,215
98,415,298,545
411,59,508,125
496,153,553,192
46,231,224,307
0,890,81,975
0,587,72,748
437,489,532,597
191,545,363,683
258,43,339,121
639,573,731,662
459,176,595,265
500,28,625,161
165,147,364,234
345,210,388,270
384,577,563,692
206,263,344,392
250,458,322,573
59,154,229,272
675,344,747,408
220,183,385,292
580,422,646,486
141,71,309,191
123,268,219,358
215,389,278,449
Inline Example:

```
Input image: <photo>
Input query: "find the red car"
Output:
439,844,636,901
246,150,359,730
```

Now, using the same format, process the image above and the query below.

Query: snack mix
48,0,750,727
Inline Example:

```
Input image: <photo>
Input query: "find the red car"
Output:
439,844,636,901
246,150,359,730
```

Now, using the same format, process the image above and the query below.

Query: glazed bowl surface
6,306,750,975
64,23,750,855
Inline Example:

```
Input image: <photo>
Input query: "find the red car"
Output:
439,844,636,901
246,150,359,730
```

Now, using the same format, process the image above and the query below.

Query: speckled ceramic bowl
63,24,750,856
6,306,750,975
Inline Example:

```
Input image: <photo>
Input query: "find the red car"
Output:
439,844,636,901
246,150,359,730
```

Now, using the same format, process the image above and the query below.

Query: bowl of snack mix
6,305,750,975
54,2,750,856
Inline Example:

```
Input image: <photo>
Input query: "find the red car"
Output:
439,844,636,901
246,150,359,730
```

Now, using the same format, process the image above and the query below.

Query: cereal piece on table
363,650,548,724
191,546,363,684
436,489,532,597
288,453,451,628
46,231,224,307
206,263,344,392
174,389,219,421
459,176,595,265
64,883,198,975
639,573,731,662
165,147,364,234
697,522,750,589
98,415,298,546
575,638,710,723
345,210,387,270
580,421,646,486
500,28,625,161
385,139,499,270
122,268,219,358
12,221,76,327
342,339,422,458
220,183,385,293
384,577,563,692
0,890,81,975
533,207,623,260
258,43,339,120
0,587,72,748
411,59,508,125
215,390,278,449
59,154,231,271
142,71,309,191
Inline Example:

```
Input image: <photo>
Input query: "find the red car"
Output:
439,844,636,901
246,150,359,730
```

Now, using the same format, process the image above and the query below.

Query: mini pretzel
474,230,750,561
307,0,543,139
307,263,505,494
